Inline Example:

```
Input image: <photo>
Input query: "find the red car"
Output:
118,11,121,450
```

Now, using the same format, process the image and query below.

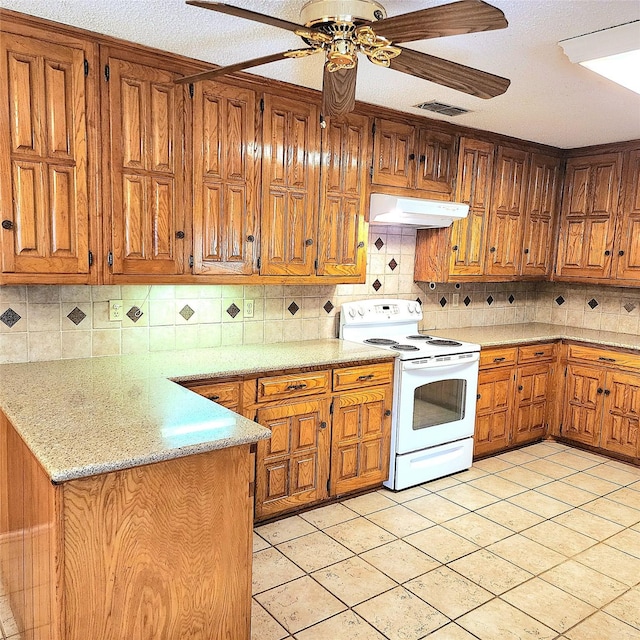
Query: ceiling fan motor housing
300,0,387,27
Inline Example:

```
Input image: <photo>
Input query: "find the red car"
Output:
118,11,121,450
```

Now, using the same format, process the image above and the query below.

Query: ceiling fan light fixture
327,39,358,70
300,0,386,27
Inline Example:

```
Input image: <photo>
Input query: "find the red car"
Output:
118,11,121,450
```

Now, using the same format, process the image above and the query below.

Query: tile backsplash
0,225,637,364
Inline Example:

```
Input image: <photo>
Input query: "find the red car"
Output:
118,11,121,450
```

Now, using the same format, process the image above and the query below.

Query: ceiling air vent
414,101,470,117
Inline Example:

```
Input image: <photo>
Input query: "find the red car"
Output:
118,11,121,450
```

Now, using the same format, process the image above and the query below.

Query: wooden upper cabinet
614,148,640,283
415,128,456,197
192,81,257,275
521,153,562,277
555,152,622,280
260,94,320,276
0,32,92,278
317,112,369,278
371,119,415,189
486,146,529,276
104,49,186,277
450,137,495,277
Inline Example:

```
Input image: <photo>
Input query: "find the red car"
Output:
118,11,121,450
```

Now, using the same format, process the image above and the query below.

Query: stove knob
357,306,365,316
348,308,356,318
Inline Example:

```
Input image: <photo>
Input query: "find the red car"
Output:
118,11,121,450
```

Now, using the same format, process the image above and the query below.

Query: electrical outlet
109,299,124,321
244,299,254,318
452,294,460,307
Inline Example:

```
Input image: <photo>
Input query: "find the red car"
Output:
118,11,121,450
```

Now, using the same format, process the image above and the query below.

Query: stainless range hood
369,194,469,228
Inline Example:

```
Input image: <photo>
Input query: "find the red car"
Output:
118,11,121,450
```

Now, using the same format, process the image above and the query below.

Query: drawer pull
534,351,545,356
357,374,375,381
206,394,220,401
598,356,616,363
493,356,506,362
285,383,307,391
597,388,604,394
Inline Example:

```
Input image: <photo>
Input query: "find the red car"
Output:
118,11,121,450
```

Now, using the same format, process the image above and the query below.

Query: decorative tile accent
486,295,494,306
464,296,471,307
226,303,240,318
0,307,21,328
323,301,334,314
388,258,398,271
623,301,637,313
179,304,195,321
288,301,299,316
416,298,422,306
66,306,87,326
372,279,382,292
555,296,565,306
439,296,447,308
127,306,143,323
508,295,515,305
587,298,599,310
374,238,384,251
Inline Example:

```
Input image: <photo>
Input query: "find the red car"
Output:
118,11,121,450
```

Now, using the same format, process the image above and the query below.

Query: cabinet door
415,128,456,196
255,399,330,519
317,112,368,278
556,154,621,279
0,33,90,276
192,81,257,275
513,363,551,444
260,94,319,276
600,370,640,458
331,387,392,495
521,154,561,277
614,148,640,282
106,53,185,276
450,138,494,276
486,146,528,276
474,366,513,456
561,364,605,446
371,119,415,189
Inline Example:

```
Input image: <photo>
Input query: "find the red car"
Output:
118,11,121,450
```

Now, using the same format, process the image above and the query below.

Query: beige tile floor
251,442,640,640
0,441,639,640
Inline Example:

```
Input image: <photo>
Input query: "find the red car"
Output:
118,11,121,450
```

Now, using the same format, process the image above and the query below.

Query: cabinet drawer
185,381,241,409
256,370,330,402
518,343,555,363
567,344,640,371
479,347,517,369
333,362,394,392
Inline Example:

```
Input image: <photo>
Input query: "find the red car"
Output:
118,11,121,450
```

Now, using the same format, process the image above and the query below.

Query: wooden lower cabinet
255,399,331,520
0,411,254,640
561,364,605,446
601,370,640,457
513,363,553,444
331,387,392,495
474,367,513,456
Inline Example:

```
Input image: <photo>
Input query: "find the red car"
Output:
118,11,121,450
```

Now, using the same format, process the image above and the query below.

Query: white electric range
340,299,481,490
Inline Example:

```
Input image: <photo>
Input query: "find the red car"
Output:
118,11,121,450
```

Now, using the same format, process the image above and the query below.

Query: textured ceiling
2,0,639,148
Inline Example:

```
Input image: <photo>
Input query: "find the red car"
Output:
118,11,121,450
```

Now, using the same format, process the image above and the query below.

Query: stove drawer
256,370,331,402
333,362,394,392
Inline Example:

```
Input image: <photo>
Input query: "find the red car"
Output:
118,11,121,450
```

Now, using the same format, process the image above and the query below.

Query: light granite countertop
0,339,394,483
430,322,640,351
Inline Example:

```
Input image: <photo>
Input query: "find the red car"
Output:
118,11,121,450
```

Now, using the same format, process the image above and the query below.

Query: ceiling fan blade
186,1,303,33
388,47,510,99
322,63,358,117
373,0,507,43
175,49,317,85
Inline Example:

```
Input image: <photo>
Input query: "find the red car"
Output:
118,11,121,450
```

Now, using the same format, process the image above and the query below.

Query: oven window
413,379,466,430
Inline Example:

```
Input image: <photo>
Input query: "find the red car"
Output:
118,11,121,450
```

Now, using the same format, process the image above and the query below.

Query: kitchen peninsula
0,339,391,640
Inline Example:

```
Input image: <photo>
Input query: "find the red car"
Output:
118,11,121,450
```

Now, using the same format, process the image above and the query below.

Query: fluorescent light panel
559,21,640,94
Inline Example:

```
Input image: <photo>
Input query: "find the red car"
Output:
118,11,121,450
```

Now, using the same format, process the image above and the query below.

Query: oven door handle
401,354,480,371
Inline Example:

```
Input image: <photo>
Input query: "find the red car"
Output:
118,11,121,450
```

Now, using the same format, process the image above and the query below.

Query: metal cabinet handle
518,385,524,391
419,154,426,163
452,245,459,251
490,246,496,253
286,383,307,391
476,393,482,400
384,409,392,417
494,357,506,362
305,238,314,246
247,234,255,242
357,374,375,381
175,230,185,239
534,351,545,356
523,248,529,254
619,250,625,256
597,388,604,394
206,394,220,401
1,220,13,230
604,389,611,396
604,250,611,256
357,241,365,248
319,421,327,429
598,356,616,363
409,153,416,160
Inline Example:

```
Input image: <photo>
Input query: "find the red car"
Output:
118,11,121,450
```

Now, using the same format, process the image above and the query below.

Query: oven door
394,353,479,455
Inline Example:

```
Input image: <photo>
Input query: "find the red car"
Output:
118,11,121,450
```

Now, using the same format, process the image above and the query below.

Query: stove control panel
340,299,423,325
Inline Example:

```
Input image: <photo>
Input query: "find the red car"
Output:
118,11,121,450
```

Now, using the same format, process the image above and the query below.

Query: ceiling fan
176,0,511,116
